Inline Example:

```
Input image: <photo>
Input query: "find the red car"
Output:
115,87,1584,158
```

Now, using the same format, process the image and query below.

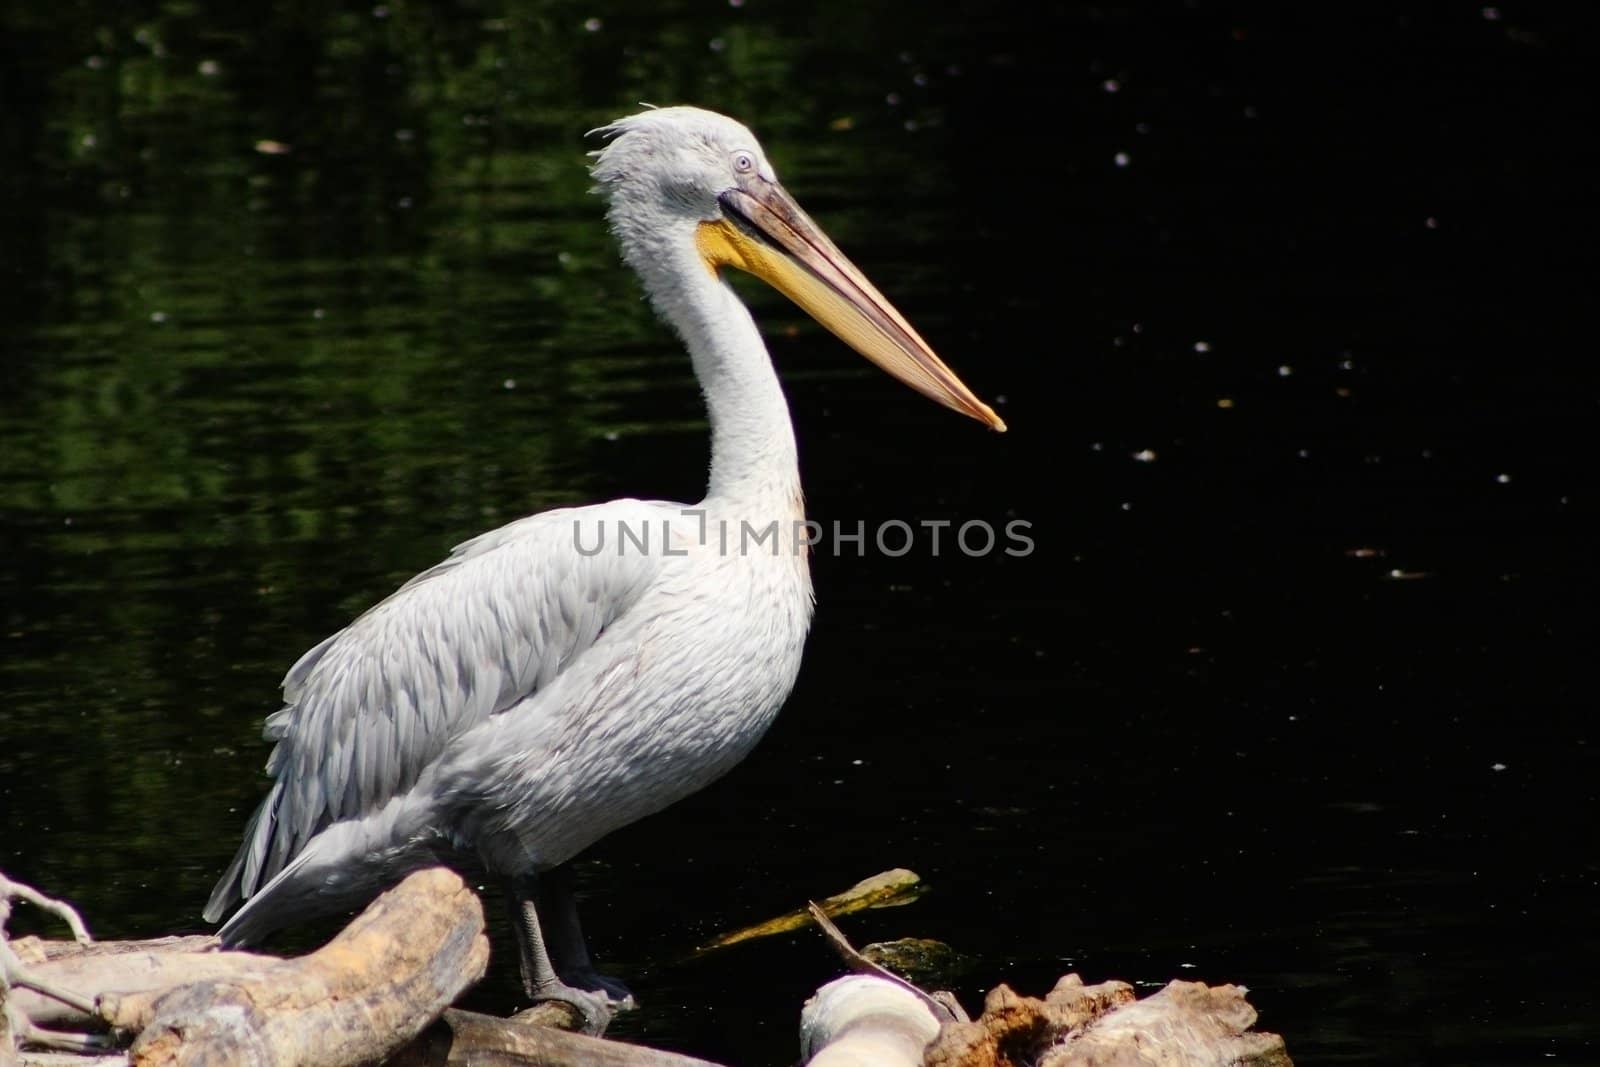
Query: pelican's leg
503,875,619,1034
537,863,636,1008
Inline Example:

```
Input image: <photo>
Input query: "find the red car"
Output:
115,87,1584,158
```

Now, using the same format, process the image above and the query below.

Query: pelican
203,106,1004,1029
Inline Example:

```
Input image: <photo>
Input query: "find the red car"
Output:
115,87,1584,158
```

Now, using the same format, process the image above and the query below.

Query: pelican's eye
732,151,756,174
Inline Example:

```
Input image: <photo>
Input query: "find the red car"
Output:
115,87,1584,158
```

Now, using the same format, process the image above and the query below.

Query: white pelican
203,106,1004,1029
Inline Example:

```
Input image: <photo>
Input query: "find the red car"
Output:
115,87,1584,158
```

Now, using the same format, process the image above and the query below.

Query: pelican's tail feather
202,781,284,925
214,799,440,947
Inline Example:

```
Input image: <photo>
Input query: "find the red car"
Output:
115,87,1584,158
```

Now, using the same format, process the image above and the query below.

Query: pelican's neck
631,240,800,510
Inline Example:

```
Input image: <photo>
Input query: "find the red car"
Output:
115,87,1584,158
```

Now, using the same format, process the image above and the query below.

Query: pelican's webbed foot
504,868,635,1036
518,973,628,1035
556,965,636,1011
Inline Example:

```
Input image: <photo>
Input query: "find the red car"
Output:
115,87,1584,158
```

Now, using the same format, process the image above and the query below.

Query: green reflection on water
0,5,973,1060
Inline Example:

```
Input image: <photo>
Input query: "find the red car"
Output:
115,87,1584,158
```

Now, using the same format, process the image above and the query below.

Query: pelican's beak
697,178,1006,432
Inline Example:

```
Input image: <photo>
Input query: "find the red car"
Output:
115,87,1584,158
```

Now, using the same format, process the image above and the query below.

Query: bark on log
8,941,215,968
13,949,275,1031
388,1007,729,1067
926,974,1291,1067
1039,979,1291,1066
125,868,488,1067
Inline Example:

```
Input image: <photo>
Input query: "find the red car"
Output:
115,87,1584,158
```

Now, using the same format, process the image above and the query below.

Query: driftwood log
390,1008,728,1067
3,869,487,1067
125,867,488,1066
1033,977,1292,1066
798,973,1292,1067
11,940,262,1031
4,867,1293,1066
799,902,1291,1067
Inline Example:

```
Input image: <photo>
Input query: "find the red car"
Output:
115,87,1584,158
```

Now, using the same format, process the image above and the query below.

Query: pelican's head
590,107,1005,431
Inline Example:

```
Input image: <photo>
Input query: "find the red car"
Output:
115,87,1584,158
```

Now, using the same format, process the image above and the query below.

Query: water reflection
2,3,1592,1066
1,4,992,1059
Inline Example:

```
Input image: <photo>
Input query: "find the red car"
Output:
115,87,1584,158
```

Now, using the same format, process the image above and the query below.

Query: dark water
2,3,1594,1063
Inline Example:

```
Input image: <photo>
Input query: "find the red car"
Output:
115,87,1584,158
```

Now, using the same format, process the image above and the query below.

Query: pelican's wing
204,498,671,921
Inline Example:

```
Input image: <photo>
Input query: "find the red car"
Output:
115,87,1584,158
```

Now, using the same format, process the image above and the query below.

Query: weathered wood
2,979,18,1067
926,974,1292,1067
387,1007,730,1067
15,949,275,1030
0,877,91,948
1039,979,1291,1066
2,872,103,1065
800,975,942,1067
507,1002,588,1033
926,975,1133,1066
9,940,215,968
5,865,1292,1067
125,868,488,1067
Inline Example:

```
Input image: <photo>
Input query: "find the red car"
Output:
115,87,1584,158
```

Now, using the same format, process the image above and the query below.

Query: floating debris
695,868,926,954
1384,568,1433,581
862,937,972,985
